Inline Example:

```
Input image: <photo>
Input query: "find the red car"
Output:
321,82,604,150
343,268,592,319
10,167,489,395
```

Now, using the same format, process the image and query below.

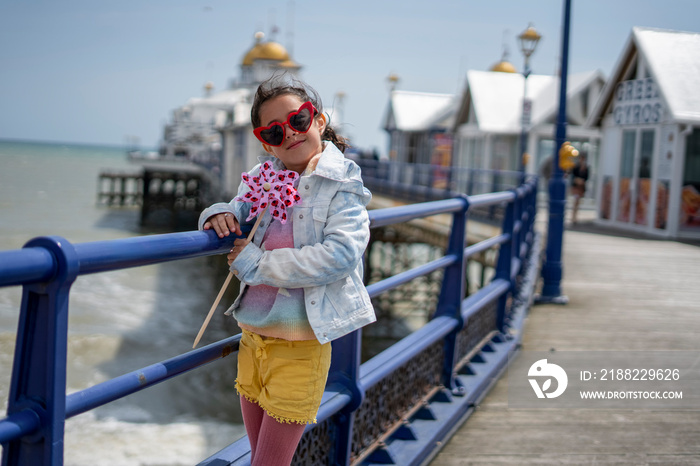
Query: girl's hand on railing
204,213,242,238
227,238,247,266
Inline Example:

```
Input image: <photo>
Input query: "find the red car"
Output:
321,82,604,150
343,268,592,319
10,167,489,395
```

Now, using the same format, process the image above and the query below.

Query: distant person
199,77,375,465
570,152,589,224
539,155,554,195
540,155,553,183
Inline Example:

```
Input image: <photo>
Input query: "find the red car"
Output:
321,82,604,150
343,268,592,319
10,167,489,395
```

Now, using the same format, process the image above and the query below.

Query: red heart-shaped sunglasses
253,101,319,147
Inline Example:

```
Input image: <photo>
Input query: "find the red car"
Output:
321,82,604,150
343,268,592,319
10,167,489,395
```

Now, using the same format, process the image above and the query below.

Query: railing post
489,171,501,219
445,163,454,193
528,179,539,242
327,329,364,465
3,237,79,466
520,183,532,256
434,196,469,392
511,191,523,298
495,194,516,333
467,168,475,196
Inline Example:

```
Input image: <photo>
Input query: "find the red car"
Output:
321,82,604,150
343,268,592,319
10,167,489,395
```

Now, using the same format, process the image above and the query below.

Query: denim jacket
198,143,375,344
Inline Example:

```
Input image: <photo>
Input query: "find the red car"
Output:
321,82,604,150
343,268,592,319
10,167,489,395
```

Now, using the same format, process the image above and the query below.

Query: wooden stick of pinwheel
193,163,301,348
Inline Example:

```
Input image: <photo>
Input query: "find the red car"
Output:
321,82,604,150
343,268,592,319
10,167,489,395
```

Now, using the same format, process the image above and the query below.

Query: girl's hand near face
203,213,242,238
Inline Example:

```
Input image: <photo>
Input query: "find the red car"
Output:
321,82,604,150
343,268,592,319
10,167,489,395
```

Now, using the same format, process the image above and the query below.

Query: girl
198,77,375,465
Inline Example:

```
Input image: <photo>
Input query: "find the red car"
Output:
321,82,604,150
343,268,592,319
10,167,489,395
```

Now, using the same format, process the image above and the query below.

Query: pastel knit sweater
234,216,316,341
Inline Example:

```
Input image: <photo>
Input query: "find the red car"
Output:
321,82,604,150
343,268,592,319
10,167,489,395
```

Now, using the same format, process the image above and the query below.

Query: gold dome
241,32,297,67
490,61,517,73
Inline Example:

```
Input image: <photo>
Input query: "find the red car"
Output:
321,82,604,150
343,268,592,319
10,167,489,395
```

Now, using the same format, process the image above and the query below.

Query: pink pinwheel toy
194,161,302,348
236,161,302,226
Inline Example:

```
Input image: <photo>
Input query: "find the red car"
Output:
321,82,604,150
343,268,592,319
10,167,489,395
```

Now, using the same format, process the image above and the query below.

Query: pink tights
240,395,306,466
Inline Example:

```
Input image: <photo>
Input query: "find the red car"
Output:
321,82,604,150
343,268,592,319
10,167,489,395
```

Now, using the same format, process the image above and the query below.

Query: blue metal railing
355,158,524,201
0,176,540,465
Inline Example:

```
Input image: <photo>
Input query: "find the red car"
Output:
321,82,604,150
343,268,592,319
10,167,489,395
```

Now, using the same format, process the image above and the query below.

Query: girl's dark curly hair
251,76,349,153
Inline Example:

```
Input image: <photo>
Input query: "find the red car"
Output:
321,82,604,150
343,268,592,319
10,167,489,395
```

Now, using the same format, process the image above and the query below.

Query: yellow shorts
236,329,332,425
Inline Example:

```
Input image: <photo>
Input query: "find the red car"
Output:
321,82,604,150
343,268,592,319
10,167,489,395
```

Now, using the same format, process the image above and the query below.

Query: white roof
464,70,602,133
589,27,700,126
175,87,252,128
191,87,249,106
385,90,455,131
635,27,700,123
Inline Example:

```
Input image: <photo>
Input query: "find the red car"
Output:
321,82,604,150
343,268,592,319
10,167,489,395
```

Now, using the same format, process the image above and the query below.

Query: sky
1,0,699,155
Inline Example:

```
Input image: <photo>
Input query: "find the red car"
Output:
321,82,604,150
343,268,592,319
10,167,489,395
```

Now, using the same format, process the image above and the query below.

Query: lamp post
538,0,572,304
518,24,541,179
386,73,400,161
386,72,400,92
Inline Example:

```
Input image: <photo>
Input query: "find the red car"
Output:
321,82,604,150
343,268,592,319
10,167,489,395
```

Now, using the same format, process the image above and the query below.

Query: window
638,130,654,179
620,130,636,178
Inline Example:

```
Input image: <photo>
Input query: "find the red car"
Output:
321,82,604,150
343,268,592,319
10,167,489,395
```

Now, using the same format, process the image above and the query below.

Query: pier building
157,31,303,198
382,89,457,168
381,55,605,198
588,27,700,240
451,68,604,177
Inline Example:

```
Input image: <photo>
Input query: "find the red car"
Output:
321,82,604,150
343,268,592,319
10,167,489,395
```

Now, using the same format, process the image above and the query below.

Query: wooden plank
430,215,700,465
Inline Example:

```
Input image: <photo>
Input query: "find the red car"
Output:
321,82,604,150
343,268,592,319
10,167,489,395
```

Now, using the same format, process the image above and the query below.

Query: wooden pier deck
431,211,700,465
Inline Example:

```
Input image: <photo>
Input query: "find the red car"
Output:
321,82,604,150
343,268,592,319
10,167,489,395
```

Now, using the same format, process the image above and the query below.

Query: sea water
0,140,246,465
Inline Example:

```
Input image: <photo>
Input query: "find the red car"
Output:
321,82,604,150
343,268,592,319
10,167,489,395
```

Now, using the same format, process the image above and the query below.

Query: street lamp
518,24,541,177
386,72,400,92
386,73,400,160
538,0,572,304
519,24,542,61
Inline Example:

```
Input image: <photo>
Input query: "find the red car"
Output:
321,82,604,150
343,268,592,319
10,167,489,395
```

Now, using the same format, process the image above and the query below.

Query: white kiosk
588,27,700,239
